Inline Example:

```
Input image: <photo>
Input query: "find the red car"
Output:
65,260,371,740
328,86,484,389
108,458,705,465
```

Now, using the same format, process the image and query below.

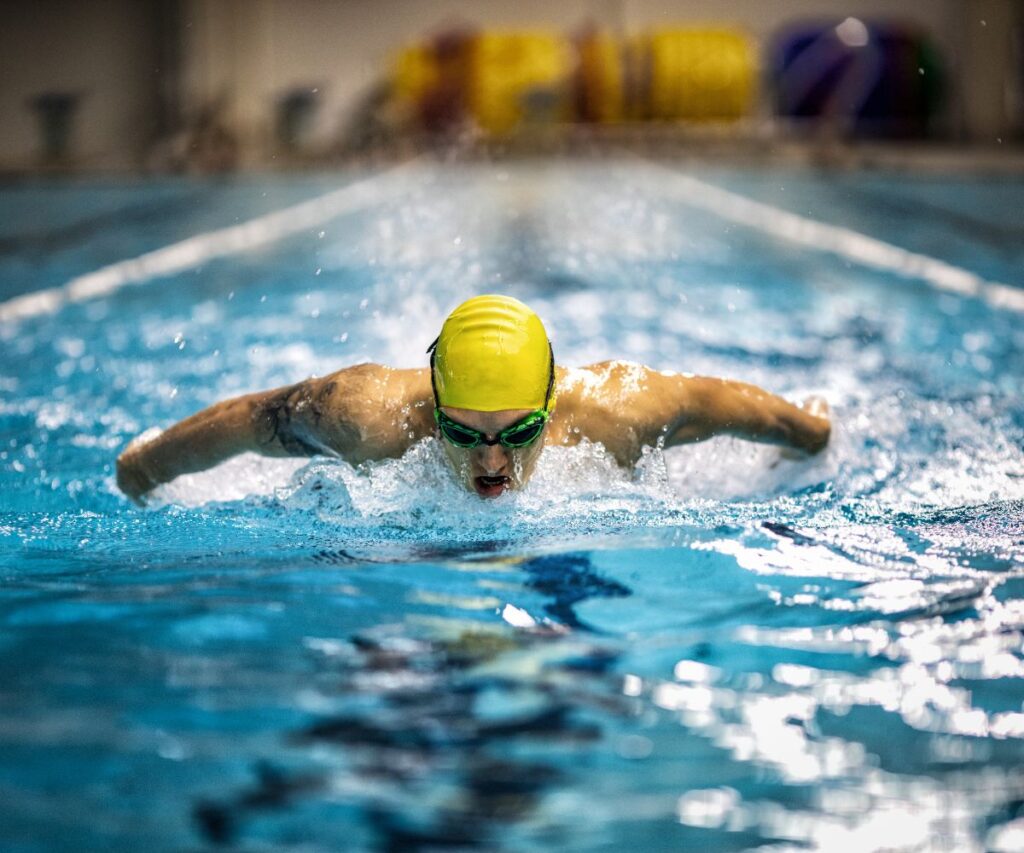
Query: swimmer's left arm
637,372,830,454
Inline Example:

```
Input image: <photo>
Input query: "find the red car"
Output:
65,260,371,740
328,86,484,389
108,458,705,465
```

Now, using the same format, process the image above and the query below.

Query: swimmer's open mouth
474,475,510,497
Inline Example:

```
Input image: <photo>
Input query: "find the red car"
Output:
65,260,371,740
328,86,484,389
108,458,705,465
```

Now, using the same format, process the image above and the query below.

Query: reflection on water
193,553,628,850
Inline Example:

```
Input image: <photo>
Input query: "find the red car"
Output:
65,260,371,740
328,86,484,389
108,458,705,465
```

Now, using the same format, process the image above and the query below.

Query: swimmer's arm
115,385,311,504
116,366,429,504
638,374,830,454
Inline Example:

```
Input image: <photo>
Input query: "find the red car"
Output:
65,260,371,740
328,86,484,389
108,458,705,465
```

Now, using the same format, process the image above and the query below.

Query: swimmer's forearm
116,393,271,501
668,378,830,453
116,371,380,502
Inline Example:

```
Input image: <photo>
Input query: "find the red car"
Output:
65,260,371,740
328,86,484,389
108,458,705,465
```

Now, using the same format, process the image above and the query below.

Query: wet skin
116,361,831,505
438,407,546,498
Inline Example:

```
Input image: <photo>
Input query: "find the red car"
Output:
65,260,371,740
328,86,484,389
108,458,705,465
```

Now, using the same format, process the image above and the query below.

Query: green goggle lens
501,420,545,447
440,421,480,447
435,410,549,449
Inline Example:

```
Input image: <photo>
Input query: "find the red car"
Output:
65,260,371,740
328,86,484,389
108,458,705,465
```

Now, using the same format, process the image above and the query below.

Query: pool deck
5,128,1024,179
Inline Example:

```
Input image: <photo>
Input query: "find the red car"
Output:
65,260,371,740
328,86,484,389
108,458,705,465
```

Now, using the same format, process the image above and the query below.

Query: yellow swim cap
430,295,554,412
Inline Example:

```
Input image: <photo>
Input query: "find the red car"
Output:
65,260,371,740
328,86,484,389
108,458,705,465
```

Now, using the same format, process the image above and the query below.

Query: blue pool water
1,161,1023,851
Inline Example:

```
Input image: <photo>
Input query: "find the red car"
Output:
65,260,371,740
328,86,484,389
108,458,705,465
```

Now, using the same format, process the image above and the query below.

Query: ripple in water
2,163,1023,851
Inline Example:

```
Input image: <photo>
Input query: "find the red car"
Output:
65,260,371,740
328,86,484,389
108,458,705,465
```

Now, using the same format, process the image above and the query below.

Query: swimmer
116,295,830,503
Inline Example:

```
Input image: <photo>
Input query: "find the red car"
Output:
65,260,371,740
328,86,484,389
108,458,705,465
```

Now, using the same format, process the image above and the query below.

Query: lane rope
4,158,1020,322
0,160,423,324
636,163,1024,313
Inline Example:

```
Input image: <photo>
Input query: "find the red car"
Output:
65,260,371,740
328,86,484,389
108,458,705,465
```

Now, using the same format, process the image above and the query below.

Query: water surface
1,161,1023,852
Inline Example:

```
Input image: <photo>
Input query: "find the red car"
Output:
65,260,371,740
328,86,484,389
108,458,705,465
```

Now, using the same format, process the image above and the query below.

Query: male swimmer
116,295,830,503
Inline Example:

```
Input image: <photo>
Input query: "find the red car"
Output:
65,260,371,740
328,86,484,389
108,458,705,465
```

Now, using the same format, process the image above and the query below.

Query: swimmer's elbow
251,387,312,456
249,366,401,462
250,383,345,458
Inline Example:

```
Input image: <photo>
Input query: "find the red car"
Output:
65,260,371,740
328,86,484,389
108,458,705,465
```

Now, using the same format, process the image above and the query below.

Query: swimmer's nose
476,442,508,475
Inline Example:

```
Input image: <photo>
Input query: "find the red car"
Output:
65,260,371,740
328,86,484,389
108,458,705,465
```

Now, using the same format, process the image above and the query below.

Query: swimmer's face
438,407,547,498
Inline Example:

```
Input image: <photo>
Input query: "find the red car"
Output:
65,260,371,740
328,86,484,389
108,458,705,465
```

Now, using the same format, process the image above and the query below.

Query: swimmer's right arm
116,390,277,504
116,365,431,504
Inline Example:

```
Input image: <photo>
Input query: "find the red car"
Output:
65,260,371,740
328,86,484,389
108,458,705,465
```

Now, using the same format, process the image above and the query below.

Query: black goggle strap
426,335,441,409
541,342,555,411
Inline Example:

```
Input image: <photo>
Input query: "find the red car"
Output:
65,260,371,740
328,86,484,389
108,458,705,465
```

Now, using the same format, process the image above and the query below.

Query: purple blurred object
771,18,944,137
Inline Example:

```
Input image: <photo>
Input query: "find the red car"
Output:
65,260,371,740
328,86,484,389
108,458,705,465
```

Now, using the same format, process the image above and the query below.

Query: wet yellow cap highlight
433,295,553,412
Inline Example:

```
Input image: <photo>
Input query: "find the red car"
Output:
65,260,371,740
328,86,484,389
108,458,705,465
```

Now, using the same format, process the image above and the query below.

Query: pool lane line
0,160,425,324
635,163,1024,314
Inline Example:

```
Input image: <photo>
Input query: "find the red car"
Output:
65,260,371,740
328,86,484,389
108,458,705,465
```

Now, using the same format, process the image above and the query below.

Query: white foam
150,453,308,507
145,428,837,529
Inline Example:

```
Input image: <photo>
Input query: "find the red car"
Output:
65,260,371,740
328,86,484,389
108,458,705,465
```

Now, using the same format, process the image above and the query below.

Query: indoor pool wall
1,160,1023,851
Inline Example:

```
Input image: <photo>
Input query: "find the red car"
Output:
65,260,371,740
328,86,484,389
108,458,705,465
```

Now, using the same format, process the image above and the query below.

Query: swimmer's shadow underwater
191,552,631,849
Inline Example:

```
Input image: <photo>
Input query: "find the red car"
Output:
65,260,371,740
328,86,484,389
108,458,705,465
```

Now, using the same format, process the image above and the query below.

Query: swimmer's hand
116,453,154,506
775,396,831,462
116,429,163,506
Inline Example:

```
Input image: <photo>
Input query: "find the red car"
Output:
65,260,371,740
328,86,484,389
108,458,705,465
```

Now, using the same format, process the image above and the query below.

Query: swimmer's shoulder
557,360,684,408
312,363,432,410
552,362,656,464
551,361,644,427
278,363,434,460
553,361,698,450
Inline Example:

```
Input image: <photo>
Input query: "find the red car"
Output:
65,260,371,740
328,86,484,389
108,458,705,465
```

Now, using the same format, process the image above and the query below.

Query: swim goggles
426,337,555,450
434,408,550,449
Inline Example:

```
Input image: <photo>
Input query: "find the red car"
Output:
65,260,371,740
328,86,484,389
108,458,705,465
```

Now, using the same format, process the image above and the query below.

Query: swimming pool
1,160,1023,851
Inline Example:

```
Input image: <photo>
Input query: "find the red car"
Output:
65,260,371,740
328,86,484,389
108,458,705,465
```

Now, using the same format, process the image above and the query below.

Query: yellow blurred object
392,44,439,108
392,27,755,133
470,31,572,135
644,29,756,121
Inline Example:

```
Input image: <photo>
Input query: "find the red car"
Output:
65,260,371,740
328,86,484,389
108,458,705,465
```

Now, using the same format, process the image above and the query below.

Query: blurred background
1,0,1022,174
